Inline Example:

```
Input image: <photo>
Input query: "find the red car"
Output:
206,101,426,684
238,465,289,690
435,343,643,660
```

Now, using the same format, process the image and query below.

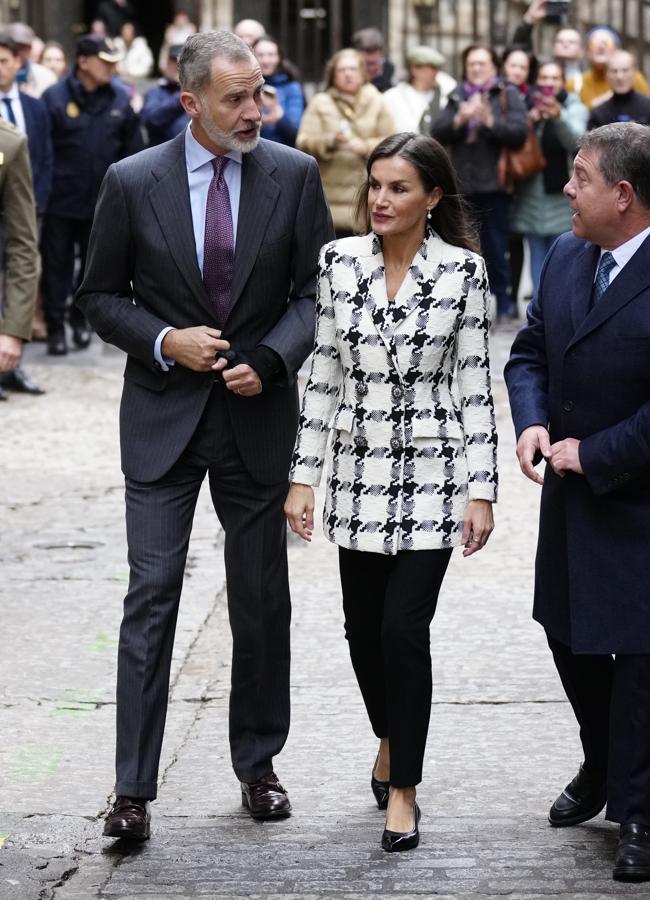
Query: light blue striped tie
593,251,616,304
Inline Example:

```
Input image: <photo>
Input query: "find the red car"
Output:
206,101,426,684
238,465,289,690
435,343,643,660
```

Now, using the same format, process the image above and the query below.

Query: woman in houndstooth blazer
285,133,498,852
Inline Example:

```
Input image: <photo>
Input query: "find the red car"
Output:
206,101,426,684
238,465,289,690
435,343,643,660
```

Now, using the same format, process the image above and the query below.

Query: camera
545,0,571,21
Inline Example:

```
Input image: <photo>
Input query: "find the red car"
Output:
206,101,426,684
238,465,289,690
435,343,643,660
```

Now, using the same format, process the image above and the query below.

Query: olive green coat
0,119,38,341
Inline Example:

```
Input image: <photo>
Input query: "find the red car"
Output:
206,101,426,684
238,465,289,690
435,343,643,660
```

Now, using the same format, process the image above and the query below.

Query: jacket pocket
327,406,355,434
123,358,168,392
412,413,462,440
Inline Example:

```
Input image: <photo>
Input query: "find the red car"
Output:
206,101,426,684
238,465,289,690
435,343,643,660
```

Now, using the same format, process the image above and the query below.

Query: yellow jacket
568,67,650,110
297,84,395,231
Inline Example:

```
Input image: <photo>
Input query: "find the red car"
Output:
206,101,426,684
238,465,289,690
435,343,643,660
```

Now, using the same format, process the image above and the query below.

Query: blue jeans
469,192,512,316
527,234,561,296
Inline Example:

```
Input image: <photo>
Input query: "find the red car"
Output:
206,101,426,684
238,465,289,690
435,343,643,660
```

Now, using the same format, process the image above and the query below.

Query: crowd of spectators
1,0,650,398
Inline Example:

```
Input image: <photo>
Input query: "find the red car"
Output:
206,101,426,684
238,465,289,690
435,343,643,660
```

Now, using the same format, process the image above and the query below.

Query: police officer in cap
41,34,143,355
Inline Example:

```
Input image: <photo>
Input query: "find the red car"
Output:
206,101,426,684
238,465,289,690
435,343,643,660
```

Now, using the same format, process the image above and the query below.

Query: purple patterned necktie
203,155,234,326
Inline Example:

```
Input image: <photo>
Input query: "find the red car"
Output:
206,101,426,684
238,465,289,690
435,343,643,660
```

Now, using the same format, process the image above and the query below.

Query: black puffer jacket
431,80,528,194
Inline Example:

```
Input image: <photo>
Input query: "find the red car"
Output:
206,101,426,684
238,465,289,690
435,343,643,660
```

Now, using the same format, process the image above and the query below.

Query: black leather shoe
381,802,421,853
47,333,67,356
548,764,607,827
72,323,91,349
241,772,291,820
103,796,150,840
371,755,389,810
614,824,650,881
0,366,45,395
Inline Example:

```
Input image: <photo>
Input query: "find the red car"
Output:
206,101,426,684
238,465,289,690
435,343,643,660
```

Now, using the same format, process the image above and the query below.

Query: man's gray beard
200,111,260,153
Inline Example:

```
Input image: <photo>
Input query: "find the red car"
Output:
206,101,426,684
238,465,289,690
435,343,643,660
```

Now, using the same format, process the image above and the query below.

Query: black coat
42,72,143,220
587,90,650,129
431,81,528,194
505,231,650,653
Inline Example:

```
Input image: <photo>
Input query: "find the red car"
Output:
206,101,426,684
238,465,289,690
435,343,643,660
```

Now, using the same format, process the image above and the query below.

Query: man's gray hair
179,30,254,94
578,122,650,210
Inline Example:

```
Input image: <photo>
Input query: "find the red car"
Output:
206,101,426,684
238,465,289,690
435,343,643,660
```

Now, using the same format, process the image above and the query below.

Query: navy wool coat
505,231,650,654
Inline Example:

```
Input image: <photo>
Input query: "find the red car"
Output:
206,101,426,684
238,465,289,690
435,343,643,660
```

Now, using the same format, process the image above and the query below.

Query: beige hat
405,45,445,68
4,22,35,46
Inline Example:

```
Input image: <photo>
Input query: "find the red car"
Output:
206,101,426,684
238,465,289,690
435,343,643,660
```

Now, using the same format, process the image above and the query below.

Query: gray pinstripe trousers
115,384,291,799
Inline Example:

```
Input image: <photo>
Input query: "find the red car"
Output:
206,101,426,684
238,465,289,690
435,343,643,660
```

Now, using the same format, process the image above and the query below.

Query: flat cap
4,22,35,46
405,45,445,68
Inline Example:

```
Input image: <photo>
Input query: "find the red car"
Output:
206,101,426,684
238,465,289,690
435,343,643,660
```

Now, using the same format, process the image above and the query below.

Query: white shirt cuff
154,326,176,371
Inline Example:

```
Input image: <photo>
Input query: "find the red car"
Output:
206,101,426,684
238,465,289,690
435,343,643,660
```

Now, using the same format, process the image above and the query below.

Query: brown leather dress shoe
103,796,151,840
241,772,291,820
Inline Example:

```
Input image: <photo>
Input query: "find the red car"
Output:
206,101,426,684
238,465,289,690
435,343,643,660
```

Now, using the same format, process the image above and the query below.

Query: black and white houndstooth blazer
290,231,498,555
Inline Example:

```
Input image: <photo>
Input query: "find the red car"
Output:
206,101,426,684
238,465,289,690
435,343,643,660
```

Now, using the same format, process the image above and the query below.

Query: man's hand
549,438,583,477
516,425,552,485
461,499,494,557
0,334,22,372
524,0,547,24
222,364,262,397
284,483,315,542
161,326,230,372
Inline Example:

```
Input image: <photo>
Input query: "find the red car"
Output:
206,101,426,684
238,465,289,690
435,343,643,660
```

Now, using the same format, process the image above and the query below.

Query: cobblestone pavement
1,328,648,899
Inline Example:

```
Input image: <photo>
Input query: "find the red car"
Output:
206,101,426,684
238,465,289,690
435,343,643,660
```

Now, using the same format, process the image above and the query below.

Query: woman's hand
284,483,316,542
461,499,494,557
348,136,367,157
261,94,284,125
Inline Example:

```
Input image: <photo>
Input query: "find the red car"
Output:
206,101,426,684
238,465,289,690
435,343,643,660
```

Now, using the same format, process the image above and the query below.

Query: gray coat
76,133,333,484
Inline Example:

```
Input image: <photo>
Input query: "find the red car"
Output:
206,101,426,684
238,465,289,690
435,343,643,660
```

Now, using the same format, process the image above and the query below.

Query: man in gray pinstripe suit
76,30,332,840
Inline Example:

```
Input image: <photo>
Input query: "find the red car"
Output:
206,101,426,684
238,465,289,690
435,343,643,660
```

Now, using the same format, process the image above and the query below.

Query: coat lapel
148,133,214,320
569,235,650,349
568,241,600,333
230,142,280,310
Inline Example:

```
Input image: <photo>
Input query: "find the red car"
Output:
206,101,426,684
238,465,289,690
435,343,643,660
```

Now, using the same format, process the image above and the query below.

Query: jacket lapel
569,235,650,348
148,133,214,320
356,233,394,354
389,234,449,328
230,142,280,310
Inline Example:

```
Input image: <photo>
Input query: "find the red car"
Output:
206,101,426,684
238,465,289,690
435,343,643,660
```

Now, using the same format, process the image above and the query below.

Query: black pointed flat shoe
371,754,389,810
381,802,421,852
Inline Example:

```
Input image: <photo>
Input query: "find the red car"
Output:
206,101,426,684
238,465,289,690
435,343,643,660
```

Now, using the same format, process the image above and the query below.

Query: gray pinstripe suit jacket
76,132,333,484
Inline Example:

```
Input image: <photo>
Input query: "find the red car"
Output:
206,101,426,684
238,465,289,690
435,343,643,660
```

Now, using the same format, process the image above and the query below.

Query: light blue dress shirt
154,124,243,370
594,224,650,288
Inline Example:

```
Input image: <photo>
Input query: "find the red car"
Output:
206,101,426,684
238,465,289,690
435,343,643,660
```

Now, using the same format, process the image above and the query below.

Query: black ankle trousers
338,546,452,788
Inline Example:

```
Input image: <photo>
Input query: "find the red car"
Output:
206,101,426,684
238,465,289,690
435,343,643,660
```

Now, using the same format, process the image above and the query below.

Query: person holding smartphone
253,35,304,146
510,60,587,294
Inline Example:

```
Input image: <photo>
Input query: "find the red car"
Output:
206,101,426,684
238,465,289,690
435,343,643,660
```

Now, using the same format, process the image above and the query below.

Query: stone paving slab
2,329,647,898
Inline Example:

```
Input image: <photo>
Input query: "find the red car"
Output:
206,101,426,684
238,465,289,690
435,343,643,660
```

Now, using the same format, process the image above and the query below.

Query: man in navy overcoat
505,122,650,882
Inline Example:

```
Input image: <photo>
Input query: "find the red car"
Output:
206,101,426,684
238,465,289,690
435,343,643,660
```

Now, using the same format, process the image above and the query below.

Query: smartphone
545,0,571,21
